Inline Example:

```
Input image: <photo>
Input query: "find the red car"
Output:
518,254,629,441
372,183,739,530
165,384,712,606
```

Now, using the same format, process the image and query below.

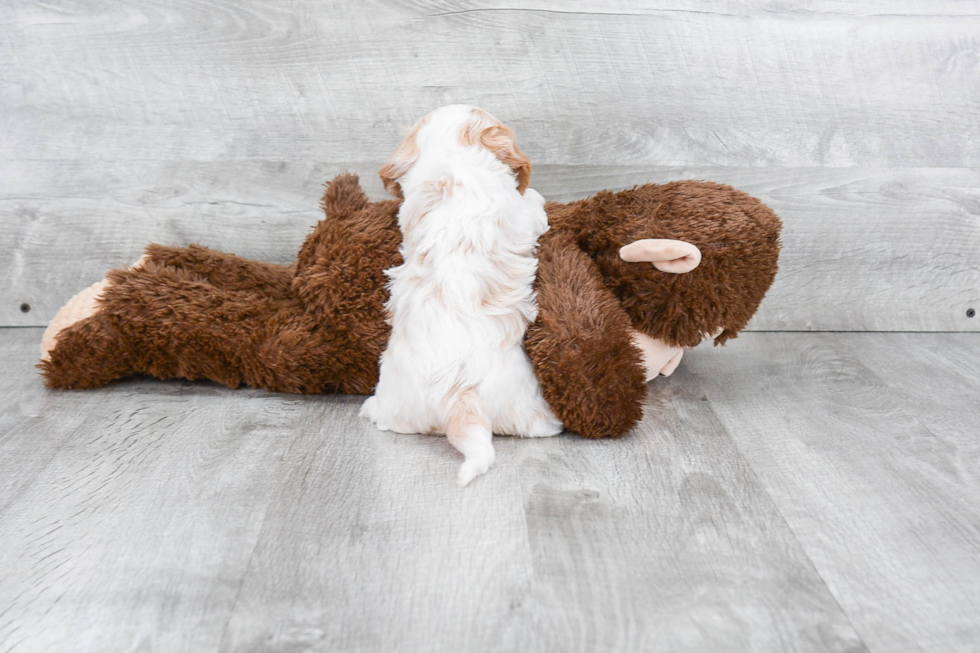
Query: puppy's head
379,105,531,198
456,107,531,194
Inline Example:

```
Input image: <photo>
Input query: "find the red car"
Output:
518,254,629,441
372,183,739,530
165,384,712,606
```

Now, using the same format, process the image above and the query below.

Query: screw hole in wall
968,308,976,318
19,303,30,314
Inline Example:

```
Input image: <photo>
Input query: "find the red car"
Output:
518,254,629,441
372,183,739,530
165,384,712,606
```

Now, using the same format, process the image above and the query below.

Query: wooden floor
1,328,978,653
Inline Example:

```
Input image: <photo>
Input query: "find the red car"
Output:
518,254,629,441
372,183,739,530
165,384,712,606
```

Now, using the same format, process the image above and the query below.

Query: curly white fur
360,105,562,486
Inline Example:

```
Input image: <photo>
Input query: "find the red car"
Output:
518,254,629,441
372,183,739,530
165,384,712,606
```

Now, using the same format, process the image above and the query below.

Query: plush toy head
546,180,781,348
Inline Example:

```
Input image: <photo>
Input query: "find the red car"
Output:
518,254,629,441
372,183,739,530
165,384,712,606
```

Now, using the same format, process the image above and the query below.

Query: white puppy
360,104,562,486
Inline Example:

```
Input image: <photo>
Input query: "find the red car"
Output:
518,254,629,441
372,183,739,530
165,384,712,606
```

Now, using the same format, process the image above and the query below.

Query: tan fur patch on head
380,115,429,198
457,108,531,194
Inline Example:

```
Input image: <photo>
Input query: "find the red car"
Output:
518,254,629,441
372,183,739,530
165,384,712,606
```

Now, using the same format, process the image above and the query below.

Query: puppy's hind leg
446,389,496,487
484,350,563,438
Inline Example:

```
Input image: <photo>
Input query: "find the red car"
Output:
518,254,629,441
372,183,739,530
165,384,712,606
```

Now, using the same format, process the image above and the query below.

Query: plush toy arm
525,232,649,438
631,330,684,380
142,243,294,300
292,174,401,328
295,172,372,274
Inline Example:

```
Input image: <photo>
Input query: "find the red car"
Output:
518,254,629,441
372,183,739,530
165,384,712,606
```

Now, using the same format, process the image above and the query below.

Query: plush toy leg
39,256,156,387
40,245,295,368
631,331,685,381
44,257,385,394
40,256,148,362
142,244,294,299
40,279,108,362
41,240,387,394
38,312,140,390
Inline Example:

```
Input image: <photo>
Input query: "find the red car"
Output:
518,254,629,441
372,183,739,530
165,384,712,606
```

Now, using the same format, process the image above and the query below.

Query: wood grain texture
0,332,303,652
3,0,978,167
3,162,977,331
688,332,980,653
0,328,880,652
216,403,539,653
512,381,866,652
217,397,865,653
0,329,89,521
3,0,979,331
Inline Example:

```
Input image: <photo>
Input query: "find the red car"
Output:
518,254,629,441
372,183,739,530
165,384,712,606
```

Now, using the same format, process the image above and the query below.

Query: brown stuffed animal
39,173,780,438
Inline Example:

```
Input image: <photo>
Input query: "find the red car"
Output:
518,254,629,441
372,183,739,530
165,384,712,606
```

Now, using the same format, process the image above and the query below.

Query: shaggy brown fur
41,175,400,395
41,174,780,438
524,230,648,437
546,181,782,348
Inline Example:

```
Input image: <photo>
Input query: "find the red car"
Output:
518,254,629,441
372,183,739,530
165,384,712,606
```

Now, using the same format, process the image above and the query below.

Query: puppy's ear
379,119,425,198
481,123,531,194
460,110,531,194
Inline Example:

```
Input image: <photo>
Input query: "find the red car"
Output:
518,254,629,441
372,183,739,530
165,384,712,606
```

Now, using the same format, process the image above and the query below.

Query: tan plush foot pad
39,256,147,362
40,279,109,361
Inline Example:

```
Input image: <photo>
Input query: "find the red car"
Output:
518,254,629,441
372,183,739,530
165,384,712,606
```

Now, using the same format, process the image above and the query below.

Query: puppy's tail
445,388,496,487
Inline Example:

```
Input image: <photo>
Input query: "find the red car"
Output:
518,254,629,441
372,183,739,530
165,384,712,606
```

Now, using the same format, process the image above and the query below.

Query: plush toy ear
619,239,702,273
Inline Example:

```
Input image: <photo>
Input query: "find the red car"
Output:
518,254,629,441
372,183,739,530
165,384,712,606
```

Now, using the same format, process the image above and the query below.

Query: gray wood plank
0,330,307,652
210,352,867,652
857,332,980,441
2,0,978,168
0,329,88,520
0,159,344,328
5,330,980,651
687,332,980,652
5,0,979,331
216,405,538,653
422,0,980,16
0,328,871,652
219,420,868,652
3,162,977,332
510,379,867,652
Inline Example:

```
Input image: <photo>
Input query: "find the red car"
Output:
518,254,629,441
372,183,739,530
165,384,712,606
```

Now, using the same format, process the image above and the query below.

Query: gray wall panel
2,1,978,329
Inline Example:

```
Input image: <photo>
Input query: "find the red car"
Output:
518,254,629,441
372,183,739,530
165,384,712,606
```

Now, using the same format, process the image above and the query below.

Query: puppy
360,104,562,486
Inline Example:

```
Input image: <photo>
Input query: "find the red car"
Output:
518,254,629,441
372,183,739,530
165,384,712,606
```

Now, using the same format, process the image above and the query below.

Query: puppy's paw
359,396,378,422
524,412,564,438
457,447,496,487
359,396,401,432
